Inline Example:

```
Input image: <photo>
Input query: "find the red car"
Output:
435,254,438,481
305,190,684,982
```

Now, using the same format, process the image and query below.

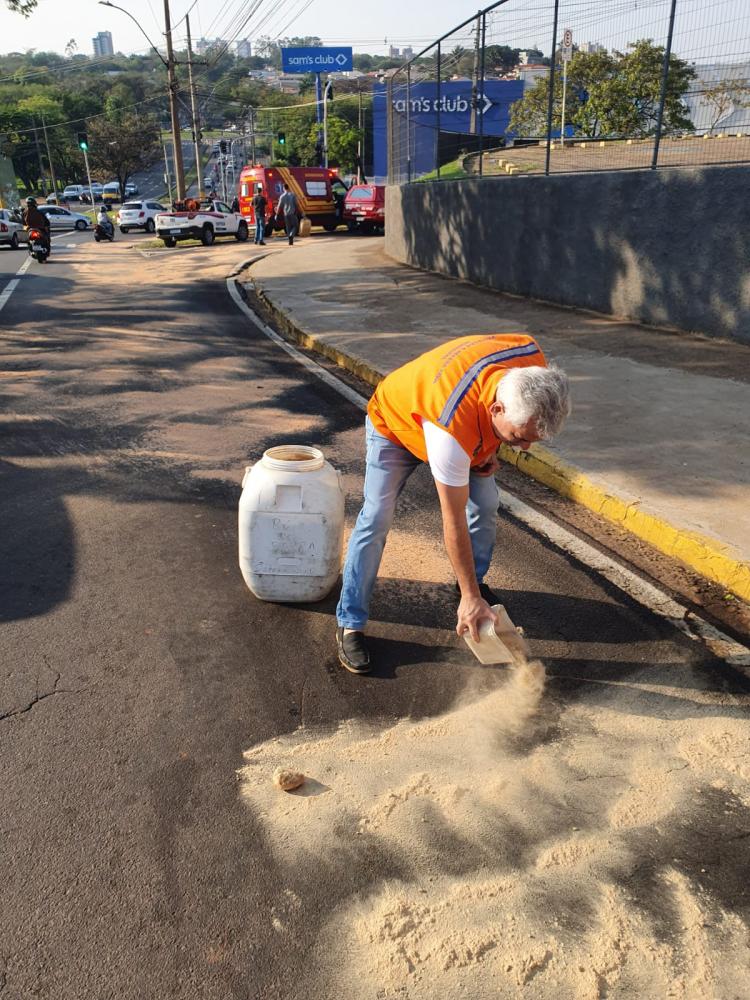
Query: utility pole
315,74,325,165
163,0,186,199
31,120,47,194
249,107,257,165
185,14,203,198
160,125,173,204
41,116,59,198
469,12,481,134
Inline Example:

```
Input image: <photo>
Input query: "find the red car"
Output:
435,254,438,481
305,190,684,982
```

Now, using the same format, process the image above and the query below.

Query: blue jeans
336,417,500,630
254,216,265,243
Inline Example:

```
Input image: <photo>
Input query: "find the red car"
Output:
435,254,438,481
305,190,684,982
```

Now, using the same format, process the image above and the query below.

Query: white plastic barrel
238,445,345,602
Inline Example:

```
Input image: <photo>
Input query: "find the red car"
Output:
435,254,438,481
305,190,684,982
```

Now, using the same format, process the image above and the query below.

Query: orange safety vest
368,334,546,466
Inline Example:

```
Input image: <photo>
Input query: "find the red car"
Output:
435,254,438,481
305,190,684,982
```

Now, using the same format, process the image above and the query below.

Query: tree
485,45,521,76
509,40,695,139
700,76,750,134
87,114,160,193
315,116,359,172
6,0,37,13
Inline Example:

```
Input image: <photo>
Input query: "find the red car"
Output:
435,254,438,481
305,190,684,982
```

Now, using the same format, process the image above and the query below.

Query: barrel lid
261,445,325,472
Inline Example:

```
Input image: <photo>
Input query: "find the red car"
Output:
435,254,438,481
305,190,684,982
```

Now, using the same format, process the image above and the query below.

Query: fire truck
238,165,348,234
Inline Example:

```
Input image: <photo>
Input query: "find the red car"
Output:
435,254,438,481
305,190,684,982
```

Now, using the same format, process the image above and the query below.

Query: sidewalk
243,236,750,602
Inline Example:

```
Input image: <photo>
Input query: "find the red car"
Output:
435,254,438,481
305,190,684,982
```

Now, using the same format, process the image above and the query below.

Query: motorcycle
94,221,115,242
27,228,50,263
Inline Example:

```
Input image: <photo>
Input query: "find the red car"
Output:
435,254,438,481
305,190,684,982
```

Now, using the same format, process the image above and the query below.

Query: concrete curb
247,272,750,603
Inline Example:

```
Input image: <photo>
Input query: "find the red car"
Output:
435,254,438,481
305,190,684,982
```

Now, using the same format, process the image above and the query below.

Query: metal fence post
436,42,442,180
478,12,487,177
387,74,394,185
651,0,678,169
544,0,560,176
406,64,412,183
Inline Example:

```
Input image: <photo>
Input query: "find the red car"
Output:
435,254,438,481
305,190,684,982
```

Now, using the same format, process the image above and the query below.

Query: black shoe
336,627,371,674
259,241,266,245
455,581,500,605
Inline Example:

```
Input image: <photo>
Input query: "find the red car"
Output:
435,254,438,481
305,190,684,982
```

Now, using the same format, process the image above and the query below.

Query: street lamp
323,79,333,169
98,0,186,199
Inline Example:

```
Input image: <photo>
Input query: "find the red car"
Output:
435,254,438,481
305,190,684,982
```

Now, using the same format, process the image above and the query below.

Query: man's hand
457,594,498,642
473,454,499,477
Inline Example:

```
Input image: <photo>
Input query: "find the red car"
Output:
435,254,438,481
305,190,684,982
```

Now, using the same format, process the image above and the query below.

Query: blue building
372,79,525,179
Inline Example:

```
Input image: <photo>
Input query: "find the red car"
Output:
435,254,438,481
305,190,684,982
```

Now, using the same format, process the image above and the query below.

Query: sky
0,0,747,64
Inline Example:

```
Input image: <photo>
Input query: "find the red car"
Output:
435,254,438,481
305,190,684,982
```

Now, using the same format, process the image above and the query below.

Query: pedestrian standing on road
231,195,240,213
252,188,267,246
276,183,299,246
335,334,571,674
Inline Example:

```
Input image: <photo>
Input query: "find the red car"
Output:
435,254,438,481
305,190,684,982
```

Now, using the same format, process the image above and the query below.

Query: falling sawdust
238,659,750,999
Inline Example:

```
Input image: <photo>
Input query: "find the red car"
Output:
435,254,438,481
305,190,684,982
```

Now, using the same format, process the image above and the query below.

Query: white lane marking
0,255,32,312
0,278,19,312
227,276,750,671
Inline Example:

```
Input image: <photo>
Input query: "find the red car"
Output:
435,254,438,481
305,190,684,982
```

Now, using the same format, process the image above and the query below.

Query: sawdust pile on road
238,661,750,998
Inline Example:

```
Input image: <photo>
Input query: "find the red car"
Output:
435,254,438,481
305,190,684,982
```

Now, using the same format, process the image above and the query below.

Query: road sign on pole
562,28,573,63
281,46,353,74
560,29,573,146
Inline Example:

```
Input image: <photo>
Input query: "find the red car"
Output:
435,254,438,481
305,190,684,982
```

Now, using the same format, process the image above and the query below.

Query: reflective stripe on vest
438,342,542,427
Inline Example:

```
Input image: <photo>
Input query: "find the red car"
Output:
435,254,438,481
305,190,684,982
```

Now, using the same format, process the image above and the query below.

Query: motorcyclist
22,197,50,252
97,204,114,238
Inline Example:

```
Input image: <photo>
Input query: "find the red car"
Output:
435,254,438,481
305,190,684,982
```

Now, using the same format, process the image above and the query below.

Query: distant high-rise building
93,31,114,57
196,37,221,54
579,41,605,54
401,46,413,59
234,38,252,59
388,45,400,58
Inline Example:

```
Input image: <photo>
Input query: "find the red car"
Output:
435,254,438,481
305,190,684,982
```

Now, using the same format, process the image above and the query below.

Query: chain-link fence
386,0,750,183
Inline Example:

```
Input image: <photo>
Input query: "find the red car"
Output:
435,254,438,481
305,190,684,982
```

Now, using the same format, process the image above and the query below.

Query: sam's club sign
281,46,353,73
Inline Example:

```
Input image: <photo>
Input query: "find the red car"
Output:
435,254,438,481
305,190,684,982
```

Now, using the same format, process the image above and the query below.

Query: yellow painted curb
249,276,750,603
499,443,750,602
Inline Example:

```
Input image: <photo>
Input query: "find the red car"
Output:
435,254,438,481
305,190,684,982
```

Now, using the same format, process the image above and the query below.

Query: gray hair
496,364,571,439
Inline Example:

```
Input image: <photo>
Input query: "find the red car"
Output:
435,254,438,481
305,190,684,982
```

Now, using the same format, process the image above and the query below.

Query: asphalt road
1,234,748,999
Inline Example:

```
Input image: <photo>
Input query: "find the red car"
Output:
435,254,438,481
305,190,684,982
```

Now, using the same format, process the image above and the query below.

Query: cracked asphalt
1,234,749,999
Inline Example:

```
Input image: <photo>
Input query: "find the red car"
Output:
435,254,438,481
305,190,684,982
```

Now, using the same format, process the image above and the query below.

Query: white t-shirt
422,420,471,487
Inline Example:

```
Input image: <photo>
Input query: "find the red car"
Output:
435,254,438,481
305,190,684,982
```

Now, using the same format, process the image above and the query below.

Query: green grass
416,158,469,182
138,237,203,250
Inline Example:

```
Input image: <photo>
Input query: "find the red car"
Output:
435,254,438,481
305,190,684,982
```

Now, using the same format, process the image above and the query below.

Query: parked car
80,182,104,204
62,184,85,202
102,182,122,205
117,200,166,234
155,198,248,246
46,193,64,204
38,205,90,231
124,181,138,196
343,183,385,234
0,207,28,249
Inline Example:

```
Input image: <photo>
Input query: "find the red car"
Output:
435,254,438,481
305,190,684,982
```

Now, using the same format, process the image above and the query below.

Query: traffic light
77,132,89,152
219,139,228,154
277,131,286,145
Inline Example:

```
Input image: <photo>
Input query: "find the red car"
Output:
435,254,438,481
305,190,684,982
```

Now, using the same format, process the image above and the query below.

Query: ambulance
238,165,349,235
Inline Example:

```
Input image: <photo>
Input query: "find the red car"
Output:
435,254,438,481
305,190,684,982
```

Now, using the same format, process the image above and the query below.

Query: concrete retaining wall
385,165,750,343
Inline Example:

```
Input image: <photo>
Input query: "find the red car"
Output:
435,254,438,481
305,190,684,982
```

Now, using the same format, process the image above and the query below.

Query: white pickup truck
154,199,249,247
